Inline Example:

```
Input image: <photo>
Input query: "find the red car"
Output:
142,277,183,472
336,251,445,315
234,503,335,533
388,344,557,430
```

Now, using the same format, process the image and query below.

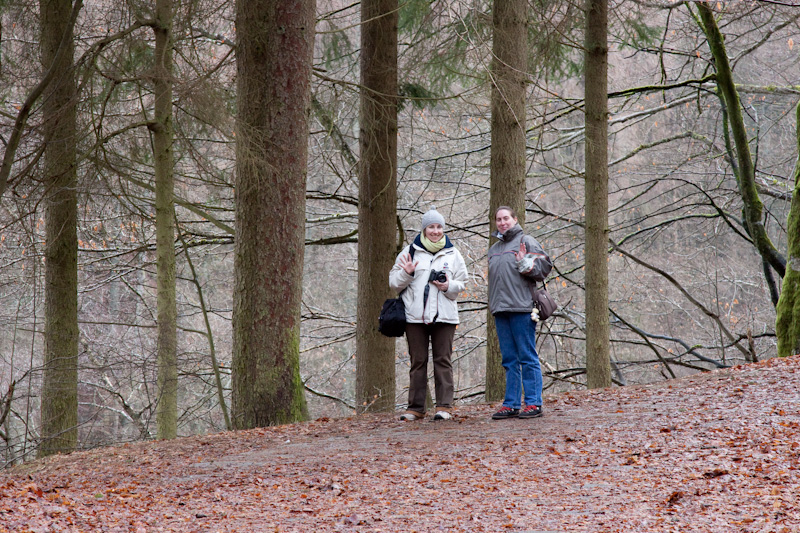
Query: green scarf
421,234,446,254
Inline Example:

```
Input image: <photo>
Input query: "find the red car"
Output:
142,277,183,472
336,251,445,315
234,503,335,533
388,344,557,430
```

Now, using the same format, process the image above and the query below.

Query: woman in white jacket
389,208,469,421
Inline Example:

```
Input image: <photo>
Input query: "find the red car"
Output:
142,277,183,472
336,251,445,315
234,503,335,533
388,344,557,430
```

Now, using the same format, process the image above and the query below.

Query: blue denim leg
494,313,522,409
494,312,542,408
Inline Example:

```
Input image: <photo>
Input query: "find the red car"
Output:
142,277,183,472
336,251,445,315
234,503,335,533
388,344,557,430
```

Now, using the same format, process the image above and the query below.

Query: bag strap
527,277,550,300
527,279,538,299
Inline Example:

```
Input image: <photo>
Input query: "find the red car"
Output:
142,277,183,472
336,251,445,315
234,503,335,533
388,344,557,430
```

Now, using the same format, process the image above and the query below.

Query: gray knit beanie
421,208,446,233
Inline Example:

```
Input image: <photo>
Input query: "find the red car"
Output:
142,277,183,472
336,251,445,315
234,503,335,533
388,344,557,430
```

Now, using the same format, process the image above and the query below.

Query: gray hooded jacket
488,223,551,315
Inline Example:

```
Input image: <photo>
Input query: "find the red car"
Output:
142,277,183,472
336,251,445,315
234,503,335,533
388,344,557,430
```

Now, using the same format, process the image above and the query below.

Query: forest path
2,356,799,532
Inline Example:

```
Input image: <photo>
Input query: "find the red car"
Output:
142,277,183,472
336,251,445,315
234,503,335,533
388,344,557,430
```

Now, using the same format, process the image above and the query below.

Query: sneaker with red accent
491,406,519,420
519,405,543,419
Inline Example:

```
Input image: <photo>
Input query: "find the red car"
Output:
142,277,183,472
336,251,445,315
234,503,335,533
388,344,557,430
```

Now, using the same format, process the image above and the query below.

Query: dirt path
2,356,799,532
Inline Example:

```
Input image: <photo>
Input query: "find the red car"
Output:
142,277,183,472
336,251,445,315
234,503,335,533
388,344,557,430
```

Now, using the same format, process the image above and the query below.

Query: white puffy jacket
388,235,469,325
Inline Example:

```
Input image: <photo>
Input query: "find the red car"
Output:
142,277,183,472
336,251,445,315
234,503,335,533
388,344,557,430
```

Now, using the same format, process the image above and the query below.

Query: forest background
2,0,800,465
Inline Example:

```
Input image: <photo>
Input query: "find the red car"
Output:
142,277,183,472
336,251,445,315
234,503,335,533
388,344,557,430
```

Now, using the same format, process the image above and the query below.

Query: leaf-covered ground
2,356,799,533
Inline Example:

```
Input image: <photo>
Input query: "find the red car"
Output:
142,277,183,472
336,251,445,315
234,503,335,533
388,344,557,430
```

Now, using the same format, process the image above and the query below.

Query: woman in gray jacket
389,208,469,421
488,206,552,420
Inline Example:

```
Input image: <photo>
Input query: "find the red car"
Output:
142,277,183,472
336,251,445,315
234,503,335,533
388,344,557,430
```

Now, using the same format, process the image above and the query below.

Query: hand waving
399,252,418,275
516,241,528,261
516,241,534,274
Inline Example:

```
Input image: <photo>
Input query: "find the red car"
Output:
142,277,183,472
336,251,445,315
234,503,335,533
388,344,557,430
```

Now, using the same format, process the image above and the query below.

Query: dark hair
494,205,517,219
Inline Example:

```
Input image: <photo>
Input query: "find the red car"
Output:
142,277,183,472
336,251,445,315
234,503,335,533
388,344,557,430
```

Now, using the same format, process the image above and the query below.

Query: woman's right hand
516,241,527,261
399,253,418,275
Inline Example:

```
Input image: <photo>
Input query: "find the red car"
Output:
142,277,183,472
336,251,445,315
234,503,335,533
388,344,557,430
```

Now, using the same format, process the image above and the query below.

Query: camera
428,270,447,283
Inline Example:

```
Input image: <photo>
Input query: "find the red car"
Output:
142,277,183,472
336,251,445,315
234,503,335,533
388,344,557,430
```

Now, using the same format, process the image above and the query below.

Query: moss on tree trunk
776,102,800,357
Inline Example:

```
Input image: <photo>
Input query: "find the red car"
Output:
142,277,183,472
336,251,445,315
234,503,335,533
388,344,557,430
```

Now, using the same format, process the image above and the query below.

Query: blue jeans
494,312,542,409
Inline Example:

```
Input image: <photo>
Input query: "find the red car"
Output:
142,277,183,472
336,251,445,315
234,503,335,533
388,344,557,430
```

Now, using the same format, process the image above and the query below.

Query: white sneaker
400,412,420,421
433,411,452,420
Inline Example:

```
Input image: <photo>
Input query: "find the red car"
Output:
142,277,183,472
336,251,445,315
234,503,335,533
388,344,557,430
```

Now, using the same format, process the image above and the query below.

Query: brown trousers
404,323,456,413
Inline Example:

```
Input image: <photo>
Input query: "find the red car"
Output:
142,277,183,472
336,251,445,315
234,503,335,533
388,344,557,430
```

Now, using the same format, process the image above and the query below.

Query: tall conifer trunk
584,0,611,388
231,0,314,428
38,0,79,457
486,0,527,401
153,0,177,439
355,0,398,413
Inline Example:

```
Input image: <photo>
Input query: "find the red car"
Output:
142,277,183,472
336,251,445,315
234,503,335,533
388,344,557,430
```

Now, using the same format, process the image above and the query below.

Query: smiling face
424,223,444,243
495,209,517,234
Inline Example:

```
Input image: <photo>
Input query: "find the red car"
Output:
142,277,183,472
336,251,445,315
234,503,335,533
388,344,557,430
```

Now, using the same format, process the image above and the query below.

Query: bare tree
693,2,784,362
696,3,785,281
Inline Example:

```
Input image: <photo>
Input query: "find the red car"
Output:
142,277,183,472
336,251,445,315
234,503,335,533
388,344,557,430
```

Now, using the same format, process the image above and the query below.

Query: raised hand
516,241,534,274
399,252,418,275
516,241,528,261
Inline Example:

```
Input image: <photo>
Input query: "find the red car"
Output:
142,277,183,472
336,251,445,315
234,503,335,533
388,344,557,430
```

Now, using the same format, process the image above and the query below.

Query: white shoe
433,411,452,420
400,412,420,421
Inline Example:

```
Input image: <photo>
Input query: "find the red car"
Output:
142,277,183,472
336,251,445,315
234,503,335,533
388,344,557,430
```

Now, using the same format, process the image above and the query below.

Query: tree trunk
487,0,527,402
355,0,398,413
584,0,611,389
231,0,313,428
697,4,785,278
776,102,800,357
154,0,177,440
38,0,79,457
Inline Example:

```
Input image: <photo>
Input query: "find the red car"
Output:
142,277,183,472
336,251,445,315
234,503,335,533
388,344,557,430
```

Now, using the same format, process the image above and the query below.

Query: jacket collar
492,223,523,242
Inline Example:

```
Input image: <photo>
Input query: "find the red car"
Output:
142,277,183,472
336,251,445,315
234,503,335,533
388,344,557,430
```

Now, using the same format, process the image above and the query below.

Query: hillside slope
2,356,799,532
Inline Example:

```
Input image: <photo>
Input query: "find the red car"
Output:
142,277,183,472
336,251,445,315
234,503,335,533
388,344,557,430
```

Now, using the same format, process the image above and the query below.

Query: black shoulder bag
378,246,415,337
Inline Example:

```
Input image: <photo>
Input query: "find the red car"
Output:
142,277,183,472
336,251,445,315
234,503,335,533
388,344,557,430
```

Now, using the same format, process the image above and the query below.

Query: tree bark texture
38,0,79,457
697,4,785,278
584,0,611,389
154,0,177,440
232,0,313,428
355,0,398,413
486,0,527,402
776,102,800,357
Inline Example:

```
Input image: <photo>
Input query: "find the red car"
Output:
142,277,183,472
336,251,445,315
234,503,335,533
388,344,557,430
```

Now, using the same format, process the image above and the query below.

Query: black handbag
378,245,416,337
378,296,407,337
